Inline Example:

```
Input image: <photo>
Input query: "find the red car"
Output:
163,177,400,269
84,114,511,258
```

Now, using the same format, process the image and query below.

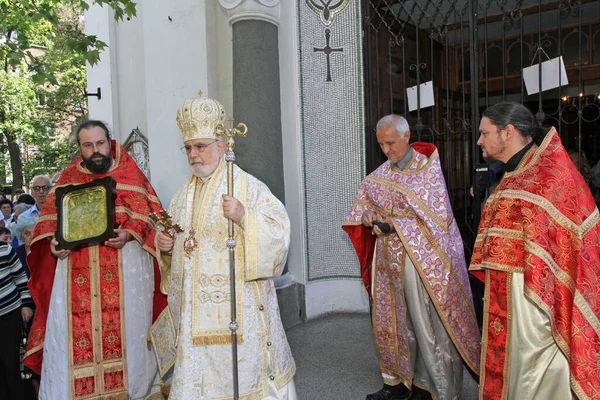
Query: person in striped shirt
0,241,34,399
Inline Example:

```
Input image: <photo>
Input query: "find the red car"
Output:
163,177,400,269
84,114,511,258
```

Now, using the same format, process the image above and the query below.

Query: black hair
16,193,36,205
75,120,111,144
0,227,10,237
482,102,548,145
0,198,13,212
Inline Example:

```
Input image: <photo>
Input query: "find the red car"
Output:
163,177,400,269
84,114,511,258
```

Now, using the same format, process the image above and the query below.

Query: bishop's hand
222,194,245,223
157,232,174,253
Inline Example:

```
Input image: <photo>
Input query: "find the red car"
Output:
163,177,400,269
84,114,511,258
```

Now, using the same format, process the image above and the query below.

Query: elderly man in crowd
19,175,52,222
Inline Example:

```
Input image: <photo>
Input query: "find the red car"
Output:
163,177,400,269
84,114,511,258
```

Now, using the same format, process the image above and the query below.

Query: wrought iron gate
362,0,600,257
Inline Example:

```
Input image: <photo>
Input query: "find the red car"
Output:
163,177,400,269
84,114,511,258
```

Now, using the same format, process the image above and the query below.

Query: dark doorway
362,0,600,257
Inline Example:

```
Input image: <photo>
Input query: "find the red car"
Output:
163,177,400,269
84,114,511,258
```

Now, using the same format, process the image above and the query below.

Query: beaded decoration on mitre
176,94,227,142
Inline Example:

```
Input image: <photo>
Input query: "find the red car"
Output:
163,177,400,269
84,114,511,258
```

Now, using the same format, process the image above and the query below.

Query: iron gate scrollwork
362,0,600,257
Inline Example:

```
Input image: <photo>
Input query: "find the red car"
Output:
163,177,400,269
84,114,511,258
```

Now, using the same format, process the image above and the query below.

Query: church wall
213,7,234,121
86,0,371,321
85,4,121,140
296,0,369,318
280,2,308,291
87,1,234,206
141,0,217,205
114,3,148,141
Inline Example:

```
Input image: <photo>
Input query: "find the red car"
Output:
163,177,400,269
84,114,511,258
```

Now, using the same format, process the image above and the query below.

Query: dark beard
83,152,113,174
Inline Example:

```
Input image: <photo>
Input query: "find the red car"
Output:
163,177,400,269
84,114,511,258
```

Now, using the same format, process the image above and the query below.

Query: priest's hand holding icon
104,228,131,249
50,238,71,260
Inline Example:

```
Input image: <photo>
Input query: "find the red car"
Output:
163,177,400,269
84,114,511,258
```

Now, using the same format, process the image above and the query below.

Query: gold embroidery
74,274,87,287
103,271,115,282
491,317,505,336
76,337,89,350
148,308,177,376
106,333,118,345
115,206,155,225
115,183,161,204
479,271,491,400
489,189,594,240
582,208,600,237
367,176,453,231
37,214,57,223
574,292,600,338
502,274,513,400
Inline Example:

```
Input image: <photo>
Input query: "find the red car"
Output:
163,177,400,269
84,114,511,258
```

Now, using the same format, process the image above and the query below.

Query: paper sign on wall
522,56,569,95
407,81,435,112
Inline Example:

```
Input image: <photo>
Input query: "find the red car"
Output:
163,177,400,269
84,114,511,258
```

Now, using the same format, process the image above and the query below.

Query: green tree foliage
1,0,137,82
0,69,40,190
0,0,136,195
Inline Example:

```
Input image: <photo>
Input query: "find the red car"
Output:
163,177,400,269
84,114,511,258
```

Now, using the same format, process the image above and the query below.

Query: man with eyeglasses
24,120,167,399
153,95,296,399
18,175,53,222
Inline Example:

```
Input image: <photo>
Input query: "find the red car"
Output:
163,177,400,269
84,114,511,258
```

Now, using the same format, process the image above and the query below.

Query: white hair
376,114,410,138
13,213,38,241
13,203,32,215
30,174,53,187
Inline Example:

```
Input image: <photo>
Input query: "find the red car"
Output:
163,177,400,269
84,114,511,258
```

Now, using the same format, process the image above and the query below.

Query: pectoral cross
150,210,183,238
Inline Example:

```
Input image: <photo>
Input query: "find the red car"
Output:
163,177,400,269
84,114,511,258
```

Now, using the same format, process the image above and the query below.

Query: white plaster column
219,1,308,328
84,3,121,140
218,0,280,25
217,0,285,202
278,2,307,288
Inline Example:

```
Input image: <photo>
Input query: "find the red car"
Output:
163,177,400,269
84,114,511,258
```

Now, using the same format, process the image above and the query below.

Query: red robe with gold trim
470,128,600,400
24,141,167,399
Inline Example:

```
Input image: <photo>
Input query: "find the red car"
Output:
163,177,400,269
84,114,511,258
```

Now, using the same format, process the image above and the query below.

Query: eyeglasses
180,140,219,155
32,185,52,192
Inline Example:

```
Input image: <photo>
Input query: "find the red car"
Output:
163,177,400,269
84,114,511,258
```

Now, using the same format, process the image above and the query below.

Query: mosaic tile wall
298,0,366,281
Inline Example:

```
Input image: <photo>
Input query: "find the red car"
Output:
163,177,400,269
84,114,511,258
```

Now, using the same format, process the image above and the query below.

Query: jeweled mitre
176,95,227,142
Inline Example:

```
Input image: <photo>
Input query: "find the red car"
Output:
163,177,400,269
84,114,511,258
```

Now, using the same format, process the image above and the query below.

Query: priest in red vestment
343,114,480,400
24,120,167,399
470,102,600,400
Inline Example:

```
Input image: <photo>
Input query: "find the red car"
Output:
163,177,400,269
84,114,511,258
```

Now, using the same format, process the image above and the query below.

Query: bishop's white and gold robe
157,158,296,399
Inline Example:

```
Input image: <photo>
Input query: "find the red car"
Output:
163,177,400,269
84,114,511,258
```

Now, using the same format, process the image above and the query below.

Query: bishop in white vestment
155,94,296,400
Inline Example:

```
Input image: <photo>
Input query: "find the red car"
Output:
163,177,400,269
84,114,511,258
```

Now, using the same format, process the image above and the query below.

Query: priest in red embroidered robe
470,102,600,400
344,115,480,400
24,120,167,399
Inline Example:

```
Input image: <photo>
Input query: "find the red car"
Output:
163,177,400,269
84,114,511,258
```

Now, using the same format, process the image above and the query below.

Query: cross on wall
313,29,344,82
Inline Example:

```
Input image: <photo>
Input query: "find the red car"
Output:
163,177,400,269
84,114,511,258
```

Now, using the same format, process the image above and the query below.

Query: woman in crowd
8,204,33,249
0,233,34,399
12,215,38,279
